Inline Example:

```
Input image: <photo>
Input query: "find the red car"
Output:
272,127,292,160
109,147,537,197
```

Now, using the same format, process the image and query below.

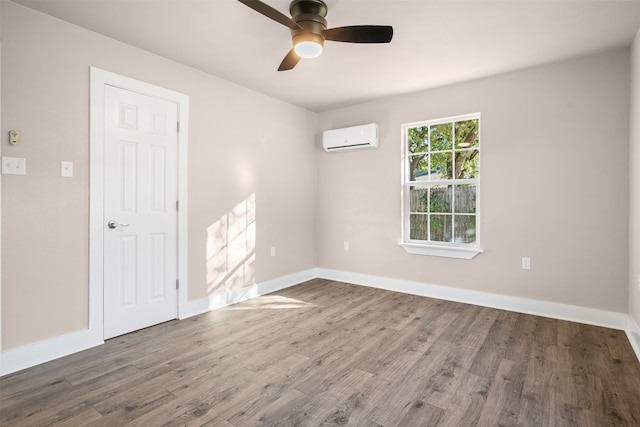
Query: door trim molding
89,67,189,338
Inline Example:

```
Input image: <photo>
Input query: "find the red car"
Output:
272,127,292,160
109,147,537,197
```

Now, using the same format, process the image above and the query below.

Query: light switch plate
2,156,26,175
61,161,73,177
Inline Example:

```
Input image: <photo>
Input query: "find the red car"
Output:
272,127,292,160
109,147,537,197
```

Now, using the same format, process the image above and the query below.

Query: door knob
107,220,129,229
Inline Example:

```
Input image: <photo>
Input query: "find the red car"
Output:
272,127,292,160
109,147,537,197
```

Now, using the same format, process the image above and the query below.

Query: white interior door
103,85,178,339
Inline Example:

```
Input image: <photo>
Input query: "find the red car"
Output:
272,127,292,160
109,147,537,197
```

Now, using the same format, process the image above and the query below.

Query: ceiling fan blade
278,49,301,71
237,0,302,30
324,25,393,43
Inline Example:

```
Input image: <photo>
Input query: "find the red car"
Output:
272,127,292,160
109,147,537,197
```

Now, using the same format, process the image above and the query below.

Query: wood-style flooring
1,279,640,426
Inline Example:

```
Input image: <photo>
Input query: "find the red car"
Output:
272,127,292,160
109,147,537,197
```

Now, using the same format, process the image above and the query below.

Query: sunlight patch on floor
221,295,318,310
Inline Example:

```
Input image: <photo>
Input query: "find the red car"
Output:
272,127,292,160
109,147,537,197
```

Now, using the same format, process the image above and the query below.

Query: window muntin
403,114,480,248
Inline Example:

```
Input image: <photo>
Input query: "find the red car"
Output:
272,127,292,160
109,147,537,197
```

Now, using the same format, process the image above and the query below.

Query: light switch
61,161,73,177
2,156,26,175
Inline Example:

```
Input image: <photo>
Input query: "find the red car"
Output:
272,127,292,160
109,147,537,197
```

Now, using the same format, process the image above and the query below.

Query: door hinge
176,200,179,211
176,279,179,289
177,122,180,133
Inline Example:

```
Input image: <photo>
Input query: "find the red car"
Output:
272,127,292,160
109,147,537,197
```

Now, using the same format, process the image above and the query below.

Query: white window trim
399,242,483,259
401,112,482,259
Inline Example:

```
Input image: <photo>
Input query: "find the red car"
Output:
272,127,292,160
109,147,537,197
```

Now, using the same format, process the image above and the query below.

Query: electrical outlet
270,247,276,257
522,257,531,270
344,242,349,251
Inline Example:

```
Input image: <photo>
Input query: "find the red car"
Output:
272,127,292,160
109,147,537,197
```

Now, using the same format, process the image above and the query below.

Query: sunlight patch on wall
206,194,256,295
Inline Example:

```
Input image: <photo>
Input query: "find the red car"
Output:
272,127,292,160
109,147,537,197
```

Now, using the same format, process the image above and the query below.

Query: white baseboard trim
317,268,629,331
3,267,633,377
626,316,640,363
0,329,103,377
208,268,319,310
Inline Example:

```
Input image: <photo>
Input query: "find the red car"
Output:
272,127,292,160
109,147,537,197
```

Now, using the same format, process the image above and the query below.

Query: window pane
403,114,480,247
455,150,479,179
454,184,476,213
429,185,451,213
409,187,429,212
454,215,476,243
455,119,479,149
430,123,452,151
408,154,429,181
408,126,429,154
430,152,453,180
410,214,429,240
430,215,452,242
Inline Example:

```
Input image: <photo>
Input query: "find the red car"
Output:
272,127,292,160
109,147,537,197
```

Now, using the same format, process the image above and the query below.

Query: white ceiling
12,0,640,112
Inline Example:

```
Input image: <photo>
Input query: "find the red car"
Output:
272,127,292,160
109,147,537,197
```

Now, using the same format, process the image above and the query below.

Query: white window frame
400,113,483,259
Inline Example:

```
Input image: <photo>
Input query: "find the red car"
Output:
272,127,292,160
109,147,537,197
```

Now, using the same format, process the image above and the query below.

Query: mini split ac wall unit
322,123,379,152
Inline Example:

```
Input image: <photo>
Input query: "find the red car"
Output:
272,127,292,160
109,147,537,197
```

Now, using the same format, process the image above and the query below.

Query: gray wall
0,2,318,350
317,49,630,313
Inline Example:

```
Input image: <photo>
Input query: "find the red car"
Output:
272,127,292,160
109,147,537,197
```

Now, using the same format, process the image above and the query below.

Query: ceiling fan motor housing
289,0,328,45
289,0,328,18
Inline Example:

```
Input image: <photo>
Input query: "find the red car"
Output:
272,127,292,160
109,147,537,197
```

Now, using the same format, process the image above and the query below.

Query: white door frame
89,67,189,338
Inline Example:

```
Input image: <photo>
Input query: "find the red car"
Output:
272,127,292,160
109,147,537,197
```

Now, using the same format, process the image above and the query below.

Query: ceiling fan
238,0,394,71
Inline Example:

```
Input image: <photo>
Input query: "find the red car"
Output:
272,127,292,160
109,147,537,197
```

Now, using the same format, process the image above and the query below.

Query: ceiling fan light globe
294,40,323,59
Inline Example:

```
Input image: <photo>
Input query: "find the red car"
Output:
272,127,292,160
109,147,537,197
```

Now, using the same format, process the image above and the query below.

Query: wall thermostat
9,130,20,146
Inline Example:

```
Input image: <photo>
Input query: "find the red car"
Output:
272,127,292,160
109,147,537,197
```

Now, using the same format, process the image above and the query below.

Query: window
401,113,482,259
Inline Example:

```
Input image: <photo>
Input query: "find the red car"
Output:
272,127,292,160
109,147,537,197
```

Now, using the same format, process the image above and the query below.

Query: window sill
399,243,483,259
